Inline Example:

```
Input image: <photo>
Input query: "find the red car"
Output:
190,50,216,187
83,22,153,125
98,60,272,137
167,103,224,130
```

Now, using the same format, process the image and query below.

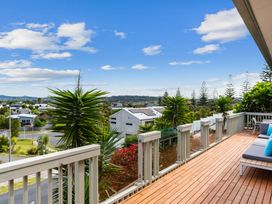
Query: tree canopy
235,82,272,113
260,64,272,82
49,87,107,149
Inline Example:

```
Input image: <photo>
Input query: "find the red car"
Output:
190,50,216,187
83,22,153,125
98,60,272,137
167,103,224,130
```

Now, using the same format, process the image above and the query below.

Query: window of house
126,123,133,126
110,121,116,124
110,117,116,120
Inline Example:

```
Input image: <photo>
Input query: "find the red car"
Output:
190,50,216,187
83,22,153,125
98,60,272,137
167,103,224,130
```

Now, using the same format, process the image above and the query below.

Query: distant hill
106,95,159,103
0,94,159,104
0,95,38,101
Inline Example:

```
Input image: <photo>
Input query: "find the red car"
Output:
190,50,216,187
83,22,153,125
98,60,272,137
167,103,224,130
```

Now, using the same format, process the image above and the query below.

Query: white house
109,106,164,137
10,114,37,126
35,103,55,112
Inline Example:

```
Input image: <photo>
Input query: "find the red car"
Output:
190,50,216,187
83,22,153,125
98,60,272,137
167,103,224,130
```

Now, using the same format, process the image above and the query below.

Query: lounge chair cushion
264,139,272,156
258,134,270,139
242,144,272,162
252,138,268,147
260,123,269,134
267,124,272,136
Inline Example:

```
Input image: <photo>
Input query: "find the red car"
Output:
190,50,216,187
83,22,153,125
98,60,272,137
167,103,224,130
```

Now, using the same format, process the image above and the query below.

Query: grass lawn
13,139,35,155
19,130,42,134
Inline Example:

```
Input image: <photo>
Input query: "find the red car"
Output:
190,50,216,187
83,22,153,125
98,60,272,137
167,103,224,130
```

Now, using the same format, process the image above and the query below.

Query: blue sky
0,0,264,98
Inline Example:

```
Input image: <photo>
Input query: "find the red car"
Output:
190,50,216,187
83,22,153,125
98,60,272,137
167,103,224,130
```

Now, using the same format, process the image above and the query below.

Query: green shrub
235,82,272,113
27,146,38,155
0,135,9,152
124,135,138,147
34,117,46,127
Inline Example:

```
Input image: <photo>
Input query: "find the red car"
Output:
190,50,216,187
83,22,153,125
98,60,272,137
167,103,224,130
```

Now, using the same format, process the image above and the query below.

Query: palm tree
162,96,188,128
139,123,154,133
215,96,232,127
49,87,107,149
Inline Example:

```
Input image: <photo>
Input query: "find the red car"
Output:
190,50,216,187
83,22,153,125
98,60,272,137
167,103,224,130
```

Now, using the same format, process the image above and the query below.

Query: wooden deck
122,131,272,204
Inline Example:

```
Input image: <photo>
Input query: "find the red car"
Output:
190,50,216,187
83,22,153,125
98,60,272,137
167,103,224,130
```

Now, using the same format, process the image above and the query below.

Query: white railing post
177,124,192,162
138,131,161,183
226,113,245,136
215,118,223,142
89,156,99,204
201,120,210,150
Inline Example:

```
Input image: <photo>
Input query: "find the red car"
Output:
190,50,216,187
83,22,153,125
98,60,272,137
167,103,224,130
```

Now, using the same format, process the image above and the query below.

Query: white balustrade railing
244,112,272,129
2,112,251,204
0,144,100,204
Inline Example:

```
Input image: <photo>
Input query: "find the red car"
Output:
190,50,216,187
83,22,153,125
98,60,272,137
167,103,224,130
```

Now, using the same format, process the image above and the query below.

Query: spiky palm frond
49,87,107,149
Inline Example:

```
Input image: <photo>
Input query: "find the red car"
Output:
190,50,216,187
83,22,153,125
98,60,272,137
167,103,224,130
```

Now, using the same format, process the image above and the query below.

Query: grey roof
154,107,164,113
129,108,156,116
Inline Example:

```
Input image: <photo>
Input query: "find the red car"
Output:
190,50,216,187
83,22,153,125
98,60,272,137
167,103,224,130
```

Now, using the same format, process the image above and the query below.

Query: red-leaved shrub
111,144,138,189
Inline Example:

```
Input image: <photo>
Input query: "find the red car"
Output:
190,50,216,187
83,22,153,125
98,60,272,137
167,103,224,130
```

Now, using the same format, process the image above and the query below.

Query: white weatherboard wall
110,109,142,137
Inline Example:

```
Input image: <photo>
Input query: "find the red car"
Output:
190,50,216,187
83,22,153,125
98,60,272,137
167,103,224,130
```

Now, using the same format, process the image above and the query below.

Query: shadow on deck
122,131,272,204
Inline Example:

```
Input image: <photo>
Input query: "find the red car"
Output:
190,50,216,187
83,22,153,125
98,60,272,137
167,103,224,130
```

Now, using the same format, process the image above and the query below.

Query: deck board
122,131,272,204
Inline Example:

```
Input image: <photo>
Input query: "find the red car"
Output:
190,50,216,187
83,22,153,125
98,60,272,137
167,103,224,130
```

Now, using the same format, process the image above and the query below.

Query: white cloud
0,68,78,84
0,60,32,69
0,59,79,84
114,30,126,39
57,22,95,52
25,23,54,32
32,52,72,59
0,22,96,56
131,64,149,70
193,44,220,54
142,45,162,56
1,68,78,78
100,65,115,71
0,28,58,51
232,72,259,81
169,60,211,66
194,8,248,43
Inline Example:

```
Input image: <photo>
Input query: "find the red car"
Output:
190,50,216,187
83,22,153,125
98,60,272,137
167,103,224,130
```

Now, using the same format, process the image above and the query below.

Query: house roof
233,0,272,67
124,106,164,120
10,114,37,119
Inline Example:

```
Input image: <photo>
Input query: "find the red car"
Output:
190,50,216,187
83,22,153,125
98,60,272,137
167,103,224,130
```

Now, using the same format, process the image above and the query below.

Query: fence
0,112,254,204
102,112,246,203
0,144,100,204
244,112,272,129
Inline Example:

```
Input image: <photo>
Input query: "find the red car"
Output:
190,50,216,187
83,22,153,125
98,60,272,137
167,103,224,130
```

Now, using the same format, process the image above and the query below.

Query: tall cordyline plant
49,80,122,202
49,87,107,149
162,96,188,129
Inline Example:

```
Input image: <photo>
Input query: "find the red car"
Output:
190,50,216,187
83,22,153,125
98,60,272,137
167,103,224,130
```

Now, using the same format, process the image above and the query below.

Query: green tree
11,137,17,152
199,81,208,106
191,90,196,107
225,75,235,99
235,82,272,113
158,96,162,106
260,64,272,82
0,107,9,116
37,97,43,104
161,96,188,128
242,73,251,95
162,90,169,103
139,123,154,133
49,87,107,149
225,83,235,99
0,116,20,137
215,96,232,119
176,88,181,97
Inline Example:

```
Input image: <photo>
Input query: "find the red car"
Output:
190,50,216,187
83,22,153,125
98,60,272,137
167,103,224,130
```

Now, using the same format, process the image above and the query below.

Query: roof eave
233,0,272,67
